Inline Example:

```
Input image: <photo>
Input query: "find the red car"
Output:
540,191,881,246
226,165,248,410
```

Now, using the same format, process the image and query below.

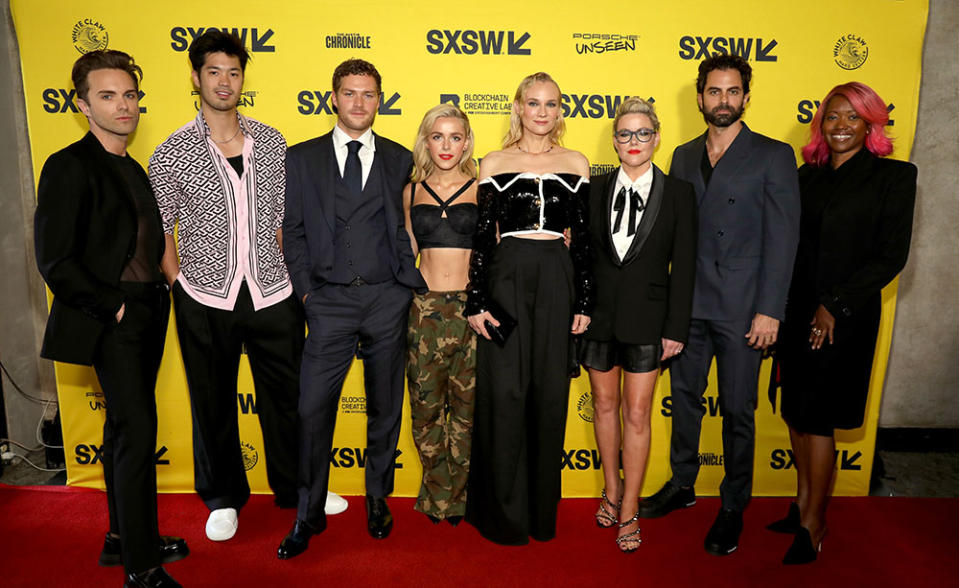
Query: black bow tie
613,186,645,236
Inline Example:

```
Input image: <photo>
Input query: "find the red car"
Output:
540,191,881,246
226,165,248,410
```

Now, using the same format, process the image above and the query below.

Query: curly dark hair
696,54,752,95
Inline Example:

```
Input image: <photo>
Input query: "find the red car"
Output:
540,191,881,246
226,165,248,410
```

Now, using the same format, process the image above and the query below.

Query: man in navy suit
277,59,425,559
638,54,800,557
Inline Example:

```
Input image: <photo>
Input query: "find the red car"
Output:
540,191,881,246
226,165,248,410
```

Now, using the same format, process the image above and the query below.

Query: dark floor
3,437,958,497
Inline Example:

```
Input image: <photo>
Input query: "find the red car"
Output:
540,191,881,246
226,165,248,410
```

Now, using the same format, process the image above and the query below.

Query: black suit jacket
670,123,800,322
797,150,917,319
34,132,164,365
283,130,425,297
585,165,698,345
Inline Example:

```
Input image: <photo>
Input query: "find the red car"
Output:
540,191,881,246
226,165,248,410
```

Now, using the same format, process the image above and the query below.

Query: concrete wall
1,1,956,445
881,0,959,428
0,1,58,449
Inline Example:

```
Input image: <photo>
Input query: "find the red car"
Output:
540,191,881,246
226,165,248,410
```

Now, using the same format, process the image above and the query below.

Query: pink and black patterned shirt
149,112,292,311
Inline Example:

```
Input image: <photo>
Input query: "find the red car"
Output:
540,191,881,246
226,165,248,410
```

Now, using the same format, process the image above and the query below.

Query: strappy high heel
615,511,642,553
595,488,621,528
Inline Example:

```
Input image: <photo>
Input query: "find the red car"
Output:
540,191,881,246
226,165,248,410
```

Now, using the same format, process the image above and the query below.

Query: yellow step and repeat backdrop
12,0,927,497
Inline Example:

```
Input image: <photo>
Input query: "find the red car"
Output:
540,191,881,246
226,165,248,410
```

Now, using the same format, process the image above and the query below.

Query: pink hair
801,82,894,166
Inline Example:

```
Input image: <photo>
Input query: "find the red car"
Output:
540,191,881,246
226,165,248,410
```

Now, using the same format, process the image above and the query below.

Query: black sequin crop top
409,180,477,250
466,172,593,316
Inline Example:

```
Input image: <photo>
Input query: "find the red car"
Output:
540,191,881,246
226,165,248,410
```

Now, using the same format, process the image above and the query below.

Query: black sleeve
821,162,917,318
568,178,594,315
34,150,125,323
466,181,497,316
662,180,698,343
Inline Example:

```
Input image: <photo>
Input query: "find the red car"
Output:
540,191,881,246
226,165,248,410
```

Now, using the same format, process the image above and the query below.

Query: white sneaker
325,492,349,515
205,507,238,541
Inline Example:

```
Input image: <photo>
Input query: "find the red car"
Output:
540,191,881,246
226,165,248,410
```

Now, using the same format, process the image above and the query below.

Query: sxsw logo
170,27,275,52
769,448,863,471
238,392,257,415
426,29,531,55
330,448,404,469
660,395,723,417
296,91,401,115
562,94,655,119
561,448,602,470
678,35,778,61
75,444,170,465
797,99,896,125
41,89,147,114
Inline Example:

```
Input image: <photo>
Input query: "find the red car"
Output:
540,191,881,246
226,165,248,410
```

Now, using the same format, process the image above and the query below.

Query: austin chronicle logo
241,441,259,471
576,391,594,423
72,19,109,54
833,34,868,70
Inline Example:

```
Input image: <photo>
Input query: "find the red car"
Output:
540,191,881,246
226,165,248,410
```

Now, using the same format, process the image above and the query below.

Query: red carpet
1,484,956,587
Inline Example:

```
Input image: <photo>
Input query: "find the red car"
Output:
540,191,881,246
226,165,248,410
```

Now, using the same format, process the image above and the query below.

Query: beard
701,103,744,127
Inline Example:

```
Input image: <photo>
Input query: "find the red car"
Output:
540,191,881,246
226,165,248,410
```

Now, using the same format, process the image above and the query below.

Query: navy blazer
670,123,800,322
586,165,698,345
34,132,165,365
283,130,426,297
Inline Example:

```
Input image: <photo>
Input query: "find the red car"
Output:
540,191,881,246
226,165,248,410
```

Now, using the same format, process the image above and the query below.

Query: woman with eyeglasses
465,72,592,545
583,97,697,552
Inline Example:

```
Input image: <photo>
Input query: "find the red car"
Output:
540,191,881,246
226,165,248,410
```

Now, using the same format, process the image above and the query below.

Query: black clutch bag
484,298,517,347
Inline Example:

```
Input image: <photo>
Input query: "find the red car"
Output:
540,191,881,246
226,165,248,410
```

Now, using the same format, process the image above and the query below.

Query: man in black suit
34,50,186,587
277,59,426,559
638,54,800,556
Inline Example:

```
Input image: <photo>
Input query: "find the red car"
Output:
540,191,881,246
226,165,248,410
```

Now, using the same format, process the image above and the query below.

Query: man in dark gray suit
638,54,800,556
277,59,426,559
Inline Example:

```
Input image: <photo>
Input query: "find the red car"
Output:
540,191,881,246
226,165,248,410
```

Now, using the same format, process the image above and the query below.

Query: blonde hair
613,97,660,133
411,104,477,183
502,72,566,149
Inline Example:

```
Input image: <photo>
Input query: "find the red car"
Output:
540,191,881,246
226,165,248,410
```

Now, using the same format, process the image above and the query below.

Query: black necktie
344,140,362,194
613,186,645,236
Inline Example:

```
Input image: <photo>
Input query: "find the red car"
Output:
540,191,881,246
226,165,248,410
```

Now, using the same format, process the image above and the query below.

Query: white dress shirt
611,166,653,261
332,125,375,189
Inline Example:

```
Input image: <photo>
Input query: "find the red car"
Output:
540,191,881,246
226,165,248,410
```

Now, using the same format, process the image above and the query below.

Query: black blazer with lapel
34,132,164,366
670,123,800,322
585,164,698,345
283,130,426,298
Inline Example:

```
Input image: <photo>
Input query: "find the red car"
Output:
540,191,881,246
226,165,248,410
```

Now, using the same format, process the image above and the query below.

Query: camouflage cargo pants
406,291,476,518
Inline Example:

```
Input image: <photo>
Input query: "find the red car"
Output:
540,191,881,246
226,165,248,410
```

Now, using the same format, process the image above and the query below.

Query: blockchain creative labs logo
192,89,258,111
573,33,639,55
439,92,512,116
326,32,372,49
241,441,259,471
576,391,594,423
340,394,366,414
833,34,868,70
72,19,109,54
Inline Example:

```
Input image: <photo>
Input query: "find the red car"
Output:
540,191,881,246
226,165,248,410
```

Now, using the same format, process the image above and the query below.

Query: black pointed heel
783,526,822,565
767,502,801,534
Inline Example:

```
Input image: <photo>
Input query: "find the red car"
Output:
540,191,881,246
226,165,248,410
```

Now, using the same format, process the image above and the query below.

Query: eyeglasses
614,128,657,143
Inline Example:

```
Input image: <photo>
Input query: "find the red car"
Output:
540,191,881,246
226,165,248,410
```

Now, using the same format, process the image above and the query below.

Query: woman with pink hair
770,82,916,564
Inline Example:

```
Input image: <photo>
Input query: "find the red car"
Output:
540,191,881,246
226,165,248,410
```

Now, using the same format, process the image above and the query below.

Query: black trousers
93,281,169,575
466,238,575,545
172,281,302,510
668,318,761,512
297,280,412,527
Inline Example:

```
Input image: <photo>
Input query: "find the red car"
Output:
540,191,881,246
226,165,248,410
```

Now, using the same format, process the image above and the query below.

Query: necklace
517,143,555,155
213,125,241,144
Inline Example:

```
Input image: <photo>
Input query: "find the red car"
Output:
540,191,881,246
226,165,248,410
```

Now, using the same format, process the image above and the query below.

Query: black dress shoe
447,515,463,527
783,526,821,565
99,534,189,567
766,502,801,534
637,481,696,519
124,567,181,588
277,519,319,560
366,495,393,539
704,508,743,556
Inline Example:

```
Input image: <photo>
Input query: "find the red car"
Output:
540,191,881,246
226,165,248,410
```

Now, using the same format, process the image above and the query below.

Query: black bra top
409,179,477,250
